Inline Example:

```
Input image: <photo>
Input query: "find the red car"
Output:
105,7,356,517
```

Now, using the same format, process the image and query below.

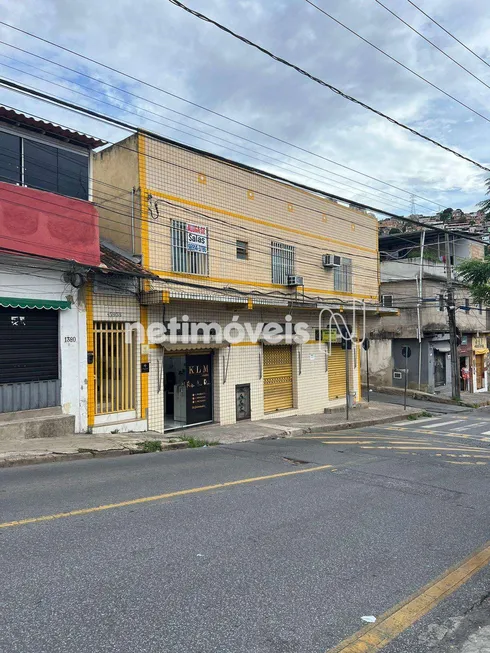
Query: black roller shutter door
0,307,59,383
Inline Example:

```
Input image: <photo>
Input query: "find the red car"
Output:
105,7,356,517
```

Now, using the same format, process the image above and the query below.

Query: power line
374,0,490,92
0,44,433,212
0,104,478,303
405,0,490,71
0,59,422,213
168,0,490,174
0,20,446,210
305,0,490,125
0,178,475,304
1,85,486,251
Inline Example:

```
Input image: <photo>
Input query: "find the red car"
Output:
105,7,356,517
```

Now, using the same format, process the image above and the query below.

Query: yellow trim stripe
85,282,95,428
326,540,490,653
0,464,332,530
138,134,149,271
148,188,377,255
140,305,149,420
152,269,377,301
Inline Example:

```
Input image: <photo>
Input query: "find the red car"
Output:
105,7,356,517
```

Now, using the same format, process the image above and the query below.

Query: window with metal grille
381,294,393,307
93,322,136,414
171,220,209,275
334,257,353,292
271,241,295,284
236,240,248,260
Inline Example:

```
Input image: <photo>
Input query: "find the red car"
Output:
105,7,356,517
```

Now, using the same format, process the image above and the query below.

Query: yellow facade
93,133,380,430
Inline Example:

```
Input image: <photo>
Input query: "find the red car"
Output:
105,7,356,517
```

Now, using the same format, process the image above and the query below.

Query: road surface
2,412,490,652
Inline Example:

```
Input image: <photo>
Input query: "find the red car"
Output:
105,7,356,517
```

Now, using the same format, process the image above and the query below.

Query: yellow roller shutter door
328,345,347,399
263,345,293,412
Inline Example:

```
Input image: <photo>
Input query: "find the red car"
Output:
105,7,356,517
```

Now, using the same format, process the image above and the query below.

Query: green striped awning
0,297,71,310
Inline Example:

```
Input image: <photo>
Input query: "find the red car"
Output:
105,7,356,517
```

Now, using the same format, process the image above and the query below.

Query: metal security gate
0,306,60,412
263,345,293,413
94,321,136,414
328,345,347,399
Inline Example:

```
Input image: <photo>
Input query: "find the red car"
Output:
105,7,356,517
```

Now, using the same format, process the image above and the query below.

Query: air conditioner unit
287,275,304,286
322,254,342,268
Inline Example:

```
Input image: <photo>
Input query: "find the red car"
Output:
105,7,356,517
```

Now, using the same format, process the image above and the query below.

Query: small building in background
363,230,489,394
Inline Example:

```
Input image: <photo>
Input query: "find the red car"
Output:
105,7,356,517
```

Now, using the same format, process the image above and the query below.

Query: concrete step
0,406,62,423
0,414,75,441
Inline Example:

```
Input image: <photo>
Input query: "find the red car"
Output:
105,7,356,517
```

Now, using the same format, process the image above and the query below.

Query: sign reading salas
186,224,207,254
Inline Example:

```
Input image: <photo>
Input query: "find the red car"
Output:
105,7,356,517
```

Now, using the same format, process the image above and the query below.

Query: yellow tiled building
93,131,380,432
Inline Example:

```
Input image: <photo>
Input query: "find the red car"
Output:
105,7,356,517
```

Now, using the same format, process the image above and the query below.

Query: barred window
171,220,209,275
334,257,353,292
271,241,295,284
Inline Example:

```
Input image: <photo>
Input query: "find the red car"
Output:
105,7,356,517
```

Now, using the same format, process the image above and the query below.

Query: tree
458,258,490,304
479,178,490,217
439,207,453,222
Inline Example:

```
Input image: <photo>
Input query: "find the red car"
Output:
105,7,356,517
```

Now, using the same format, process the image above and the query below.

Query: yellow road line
320,441,434,446
326,540,490,653
0,464,333,530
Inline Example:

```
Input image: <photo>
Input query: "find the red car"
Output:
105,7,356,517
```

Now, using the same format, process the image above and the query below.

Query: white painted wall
0,259,87,431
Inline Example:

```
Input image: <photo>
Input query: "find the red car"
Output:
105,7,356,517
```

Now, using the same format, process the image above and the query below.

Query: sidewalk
370,385,490,408
186,401,425,444
0,401,424,467
0,433,187,468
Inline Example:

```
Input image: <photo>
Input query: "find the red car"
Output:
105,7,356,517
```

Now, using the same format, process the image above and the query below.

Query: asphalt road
2,413,490,653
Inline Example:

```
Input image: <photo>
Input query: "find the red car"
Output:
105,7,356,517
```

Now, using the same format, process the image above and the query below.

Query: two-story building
0,107,153,435
363,230,489,394
93,130,384,432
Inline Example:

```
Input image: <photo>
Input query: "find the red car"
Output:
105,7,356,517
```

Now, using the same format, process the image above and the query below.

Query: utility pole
445,232,461,400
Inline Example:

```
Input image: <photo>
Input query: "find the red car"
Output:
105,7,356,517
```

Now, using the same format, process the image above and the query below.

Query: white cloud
0,0,489,216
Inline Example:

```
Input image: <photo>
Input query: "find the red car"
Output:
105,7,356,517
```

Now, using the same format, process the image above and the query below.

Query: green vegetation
139,440,163,452
183,437,219,448
458,258,490,305
407,411,432,421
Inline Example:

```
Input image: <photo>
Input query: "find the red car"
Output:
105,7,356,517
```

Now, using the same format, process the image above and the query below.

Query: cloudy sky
1,0,490,217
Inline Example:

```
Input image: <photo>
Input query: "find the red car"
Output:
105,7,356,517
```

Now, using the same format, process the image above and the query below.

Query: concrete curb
0,440,188,468
255,409,425,441
306,410,424,433
367,385,480,408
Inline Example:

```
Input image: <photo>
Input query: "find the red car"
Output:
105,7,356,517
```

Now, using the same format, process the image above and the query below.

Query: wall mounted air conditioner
287,275,304,286
322,254,342,268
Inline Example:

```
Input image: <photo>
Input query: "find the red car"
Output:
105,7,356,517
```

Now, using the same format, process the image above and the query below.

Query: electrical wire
405,0,490,71
305,0,490,125
0,102,484,296
0,58,421,214
0,182,470,305
374,0,490,92
4,98,486,260
0,95,484,302
0,19,446,210
3,88,486,255
167,0,490,174
0,140,469,279
0,45,438,214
